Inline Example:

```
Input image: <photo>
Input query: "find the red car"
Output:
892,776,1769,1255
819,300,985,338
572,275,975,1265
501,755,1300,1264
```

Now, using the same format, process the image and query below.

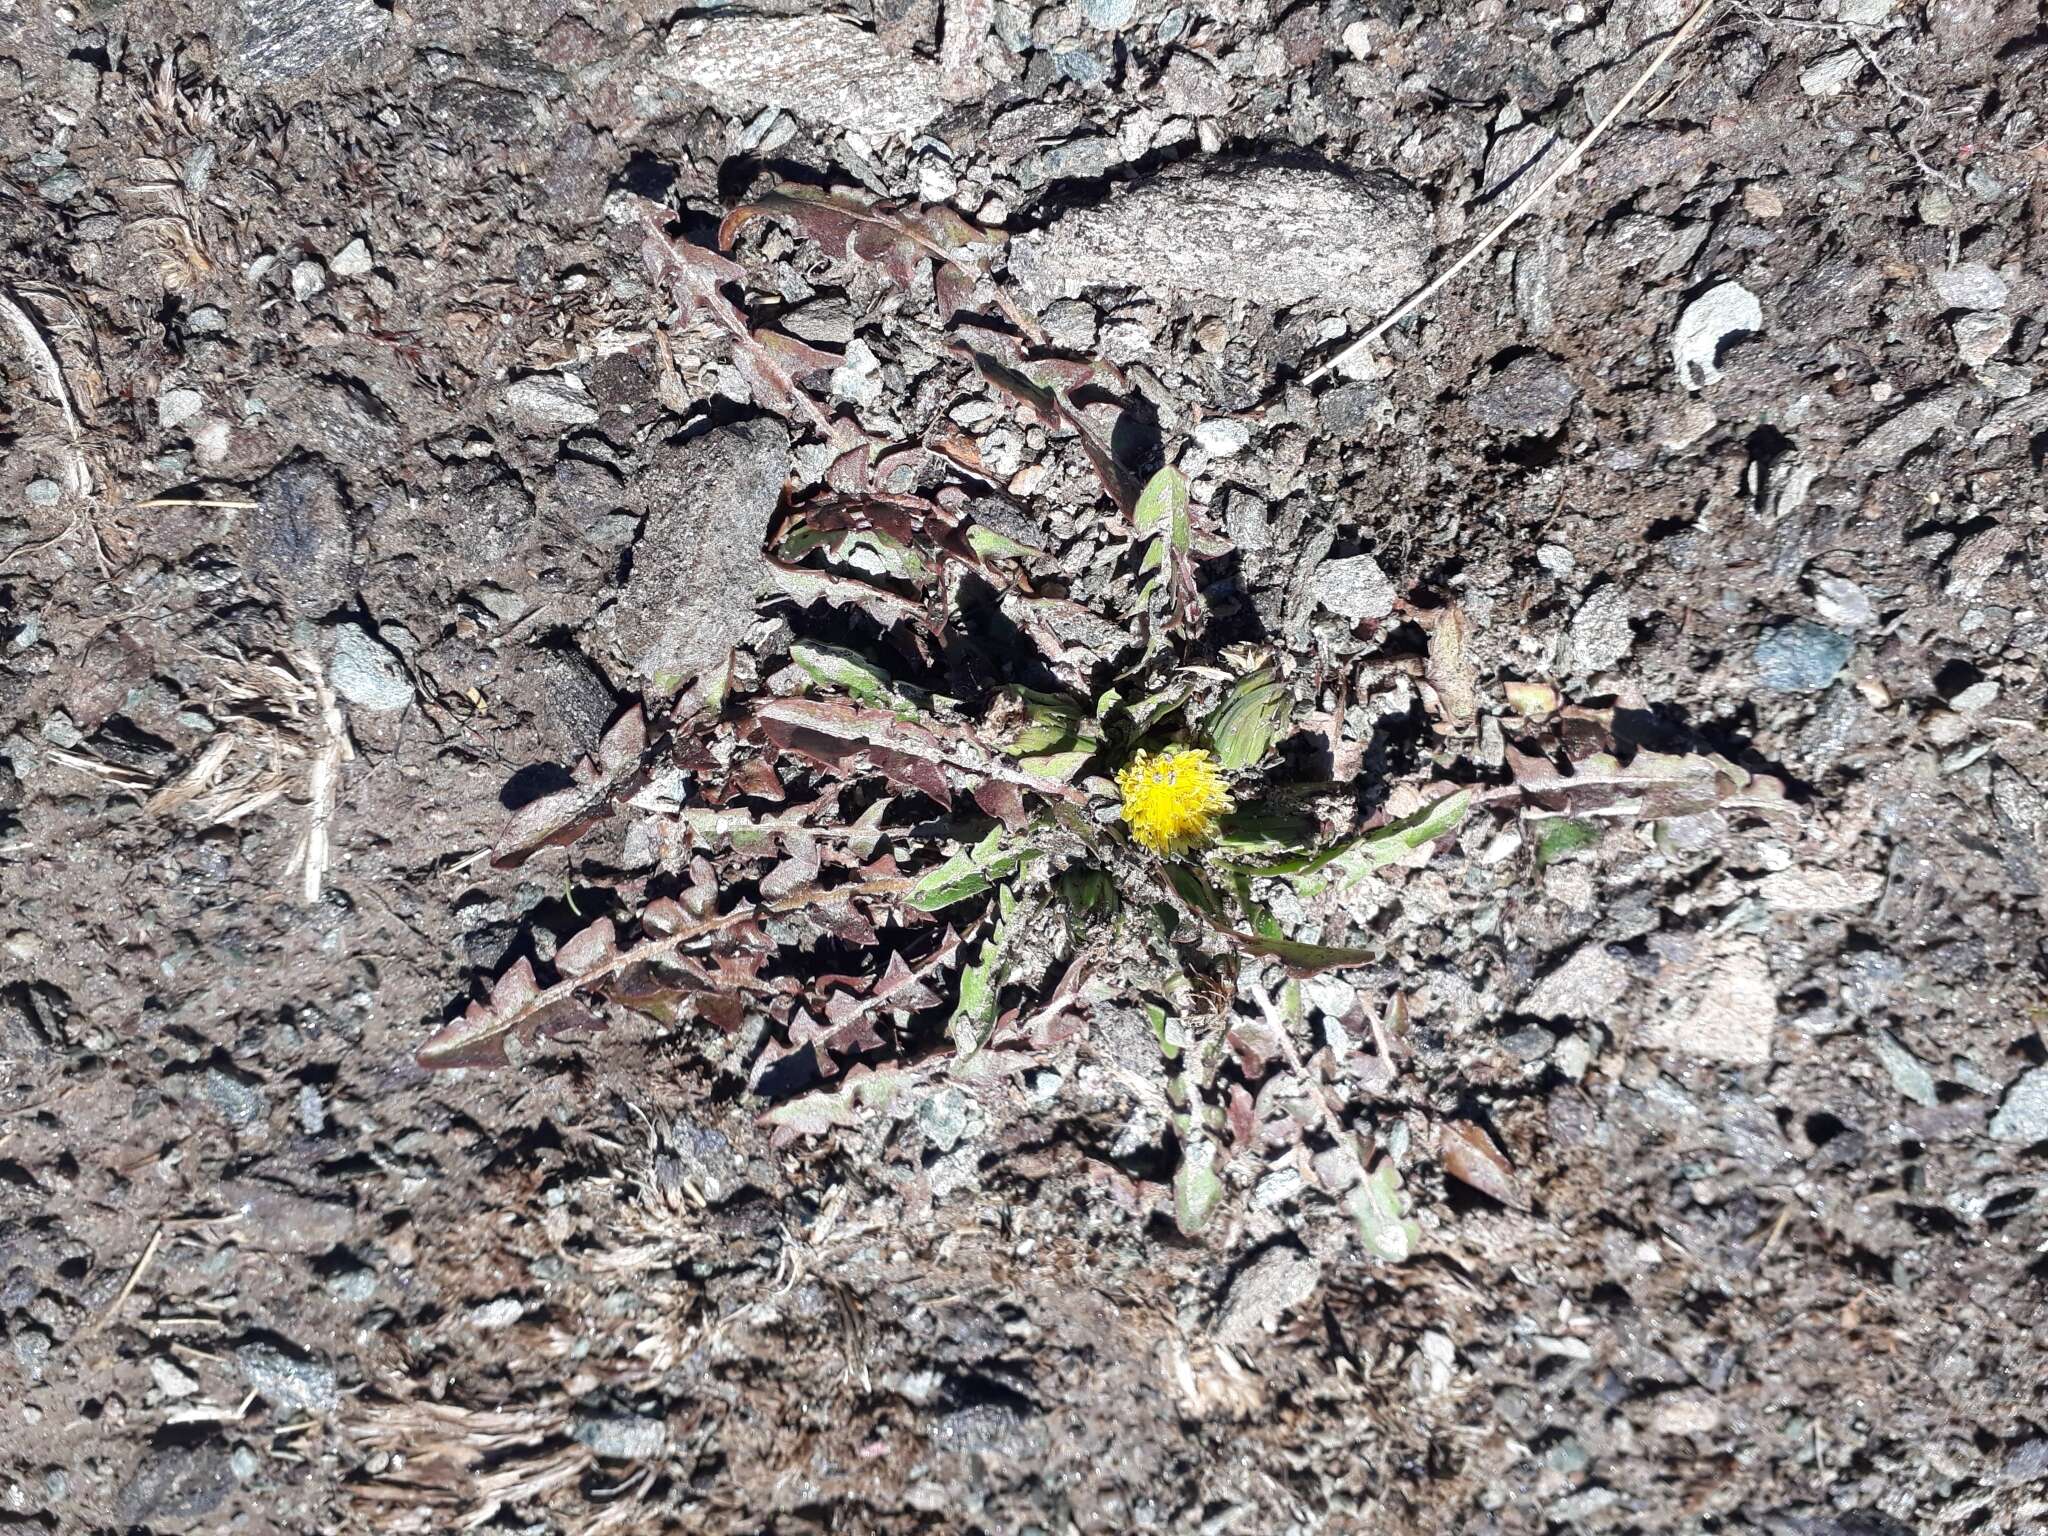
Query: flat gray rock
1312,553,1397,622
596,419,790,697
328,622,413,713
662,15,948,137
1013,164,1428,309
1214,1246,1321,1345
1990,1066,2048,1142
229,0,389,89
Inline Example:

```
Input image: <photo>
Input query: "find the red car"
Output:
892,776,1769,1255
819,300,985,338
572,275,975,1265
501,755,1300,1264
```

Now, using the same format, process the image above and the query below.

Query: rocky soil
1,0,2045,1532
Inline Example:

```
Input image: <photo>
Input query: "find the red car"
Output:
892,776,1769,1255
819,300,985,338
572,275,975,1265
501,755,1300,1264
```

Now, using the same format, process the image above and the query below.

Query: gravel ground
2,0,2045,1532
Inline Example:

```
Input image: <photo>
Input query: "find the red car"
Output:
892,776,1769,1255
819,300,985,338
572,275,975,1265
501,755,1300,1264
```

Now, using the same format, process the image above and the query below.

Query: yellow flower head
1115,747,1232,857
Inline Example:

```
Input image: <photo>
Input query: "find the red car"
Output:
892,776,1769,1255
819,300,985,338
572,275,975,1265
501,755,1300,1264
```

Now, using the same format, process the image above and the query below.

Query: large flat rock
660,15,949,138
1012,163,1429,309
595,418,790,698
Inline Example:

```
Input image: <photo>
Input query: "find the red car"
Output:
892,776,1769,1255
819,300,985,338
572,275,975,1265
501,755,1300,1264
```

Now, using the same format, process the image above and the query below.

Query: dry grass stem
1307,0,1718,384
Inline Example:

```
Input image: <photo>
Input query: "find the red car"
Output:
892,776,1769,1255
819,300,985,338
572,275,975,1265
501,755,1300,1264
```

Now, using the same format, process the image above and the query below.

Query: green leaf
1205,667,1290,772
1230,790,1472,898
1173,1141,1225,1236
789,641,897,707
1124,684,1189,735
1161,861,1226,917
1537,817,1602,866
906,827,1039,911
1214,806,1319,854
1056,865,1118,926
1224,930,1379,974
1347,1160,1420,1263
1133,466,1190,542
965,522,1047,563
994,687,1102,783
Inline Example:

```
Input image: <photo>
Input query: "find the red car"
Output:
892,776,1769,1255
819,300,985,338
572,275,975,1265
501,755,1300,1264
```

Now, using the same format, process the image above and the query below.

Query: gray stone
203,1066,269,1127
114,1441,236,1525
1753,620,1851,693
244,460,354,614
1570,585,1634,672
39,169,85,205
228,0,390,87
1042,299,1099,350
916,1087,972,1153
1522,946,1630,1019
217,1179,354,1252
1931,261,2009,311
1642,941,1775,1065
1954,312,2012,367
330,237,373,277
25,478,61,506
1214,1246,1321,1344
291,260,327,301
1014,163,1427,309
328,623,413,712
572,1412,667,1460
1053,49,1107,87
1868,1030,1938,1108
1672,280,1762,389
594,419,790,696
1161,52,1230,116
326,1263,377,1304
1312,554,1397,622
1799,47,1862,95
235,1341,340,1414
151,1357,201,1398
1468,352,1577,435
1812,575,1874,628
1193,418,1250,457
1990,1066,2048,1142
663,15,948,137
929,1402,1050,1458
158,387,206,429
1318,383,1378,440
1080,0,1137,25
503,373,601,428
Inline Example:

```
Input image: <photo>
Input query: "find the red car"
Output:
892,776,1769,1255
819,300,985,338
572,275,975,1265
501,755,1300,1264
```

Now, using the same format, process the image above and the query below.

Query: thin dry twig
290,651,351,903
0,284,92,498
1307,0,1718,384
85,1225,164,1337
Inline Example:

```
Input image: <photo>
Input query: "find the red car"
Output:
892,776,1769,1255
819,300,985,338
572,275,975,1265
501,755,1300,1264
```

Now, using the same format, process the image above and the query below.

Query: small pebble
327,623,413,713
1753,621,1851,693
1931,262,2008,311
330,237,373,277
1193,418,1250,457
158,387,205,430
291,260,328,301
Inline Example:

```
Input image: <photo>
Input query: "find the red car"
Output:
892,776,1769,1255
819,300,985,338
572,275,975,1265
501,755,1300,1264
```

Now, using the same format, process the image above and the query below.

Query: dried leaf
722,185,1005,301
636,198,833,427
417,957,607,1071
556,918,619,978
1439,1119,1526,1210
761,1064,915,1148
758,696,955,809
1424,604,1478,731
1494,747,1791,823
